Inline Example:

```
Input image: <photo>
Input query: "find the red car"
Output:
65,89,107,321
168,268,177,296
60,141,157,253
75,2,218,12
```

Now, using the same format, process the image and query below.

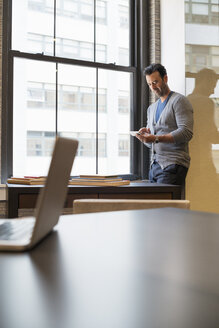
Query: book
79,174,119,180
69,179,130,186
23,176,46,179
71,178,122,183
9,176,46,181
7,177,46,185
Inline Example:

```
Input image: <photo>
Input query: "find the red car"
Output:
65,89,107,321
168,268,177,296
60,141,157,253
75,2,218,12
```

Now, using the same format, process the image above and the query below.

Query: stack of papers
7,174,131,187
7,176,46,185
69,174,130,186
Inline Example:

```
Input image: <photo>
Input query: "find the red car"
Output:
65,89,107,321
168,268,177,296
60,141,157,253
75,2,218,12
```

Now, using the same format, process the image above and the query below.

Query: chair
73,199,190,214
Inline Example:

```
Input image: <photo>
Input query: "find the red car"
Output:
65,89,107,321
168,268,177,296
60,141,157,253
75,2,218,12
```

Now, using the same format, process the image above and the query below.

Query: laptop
0,137,78,251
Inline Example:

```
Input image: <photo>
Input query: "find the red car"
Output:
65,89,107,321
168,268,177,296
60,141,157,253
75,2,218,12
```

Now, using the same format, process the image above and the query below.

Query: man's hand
136,128,155,143
135,131,155,143
135,128,174,144
138,127,151,134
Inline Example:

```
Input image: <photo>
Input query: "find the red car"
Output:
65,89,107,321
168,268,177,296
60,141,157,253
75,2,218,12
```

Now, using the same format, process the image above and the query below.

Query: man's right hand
138,127,151,134
135,127,156,143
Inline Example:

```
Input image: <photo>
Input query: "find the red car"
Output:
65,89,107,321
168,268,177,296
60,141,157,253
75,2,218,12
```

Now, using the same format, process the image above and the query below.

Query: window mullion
96,68,98,174
94,0,96,62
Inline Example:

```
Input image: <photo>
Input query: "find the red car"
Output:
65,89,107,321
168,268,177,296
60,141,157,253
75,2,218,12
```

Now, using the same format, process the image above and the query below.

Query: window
119,5,129,28
27,130,107,158
75,132,106,158
29,0,107,23
27,131,55,156
185,0,219,25
186,44,219,73
118,134,129,156
2,0,148,180
27,33,107,62
118,90,129,113
27,82,56,108
119,47,129,66
28,0,54,13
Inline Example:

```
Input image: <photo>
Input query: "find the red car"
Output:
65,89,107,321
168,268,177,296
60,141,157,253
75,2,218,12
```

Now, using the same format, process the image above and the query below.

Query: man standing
136,63,193,185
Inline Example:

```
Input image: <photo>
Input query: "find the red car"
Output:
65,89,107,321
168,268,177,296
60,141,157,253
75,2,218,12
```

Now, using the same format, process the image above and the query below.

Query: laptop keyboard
0,220,35,241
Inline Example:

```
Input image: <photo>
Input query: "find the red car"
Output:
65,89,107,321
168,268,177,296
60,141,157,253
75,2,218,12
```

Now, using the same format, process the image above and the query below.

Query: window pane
118,134,129,156
186,44,219,73
13,59,56,176
212,56,219,67
98,69,131,174
56,0,94,60
27,131,55,156
212,47,219,55
192,0,208,3
12,0,54,54
12,0,129,65
118,90,129,113
192,4,208,15
96,1,107,23
98,89,107,112
58,65,96,175
185,3,190,13
62,0,78,14
119,47,129,66
211,5,219,12
96,0,130,66
96,44,107,63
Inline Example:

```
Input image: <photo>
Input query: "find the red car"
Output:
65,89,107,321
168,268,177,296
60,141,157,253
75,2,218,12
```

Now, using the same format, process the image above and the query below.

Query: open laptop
0,137,78,251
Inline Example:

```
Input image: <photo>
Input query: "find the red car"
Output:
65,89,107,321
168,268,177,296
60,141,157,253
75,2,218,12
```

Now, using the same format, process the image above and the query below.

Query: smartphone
130,131,141,136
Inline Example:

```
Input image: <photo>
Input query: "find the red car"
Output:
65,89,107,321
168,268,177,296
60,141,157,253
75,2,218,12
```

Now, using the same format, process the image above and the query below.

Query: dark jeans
149,161,188,185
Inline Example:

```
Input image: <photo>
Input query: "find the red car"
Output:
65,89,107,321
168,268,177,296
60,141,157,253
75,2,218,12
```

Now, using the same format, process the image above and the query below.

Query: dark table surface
1,207,219,328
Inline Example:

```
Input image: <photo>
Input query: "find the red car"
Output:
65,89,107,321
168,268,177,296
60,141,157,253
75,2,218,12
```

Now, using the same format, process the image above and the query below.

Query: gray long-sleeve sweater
145,92,194,169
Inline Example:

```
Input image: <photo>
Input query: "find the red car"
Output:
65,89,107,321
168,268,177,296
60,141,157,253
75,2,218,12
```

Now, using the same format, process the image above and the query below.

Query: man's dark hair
143,63,167,79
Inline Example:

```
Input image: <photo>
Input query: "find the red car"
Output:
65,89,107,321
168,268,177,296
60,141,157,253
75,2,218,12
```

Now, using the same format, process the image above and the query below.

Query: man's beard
153,82,168,98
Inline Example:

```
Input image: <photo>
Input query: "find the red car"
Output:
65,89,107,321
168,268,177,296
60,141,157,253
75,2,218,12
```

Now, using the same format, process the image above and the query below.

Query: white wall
160,0,185,94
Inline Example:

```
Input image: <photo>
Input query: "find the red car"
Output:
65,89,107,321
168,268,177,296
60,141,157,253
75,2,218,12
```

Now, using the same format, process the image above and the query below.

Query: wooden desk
6,181,182,218
1,208,219,328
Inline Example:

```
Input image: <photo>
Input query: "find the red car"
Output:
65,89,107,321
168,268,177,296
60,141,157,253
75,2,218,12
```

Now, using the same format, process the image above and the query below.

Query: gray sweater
145,92,193,169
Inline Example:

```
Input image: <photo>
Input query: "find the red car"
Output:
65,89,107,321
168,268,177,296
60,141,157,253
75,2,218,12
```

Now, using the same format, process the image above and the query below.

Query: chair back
73,199,190,214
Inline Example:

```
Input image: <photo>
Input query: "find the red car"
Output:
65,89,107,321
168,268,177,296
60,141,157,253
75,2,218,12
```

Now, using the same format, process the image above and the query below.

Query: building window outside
118,90,129,113
27,131,107,157
27,131,55,156
29,0,107,24
118,47,129,66
27,82,107,112
27,82,56,108
28,0,54,13
118,134,129,156
119,4,129,28
185,0,219,25
186,44,219,73
28,33,107,63
75,132,106,157
60,131,107,158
